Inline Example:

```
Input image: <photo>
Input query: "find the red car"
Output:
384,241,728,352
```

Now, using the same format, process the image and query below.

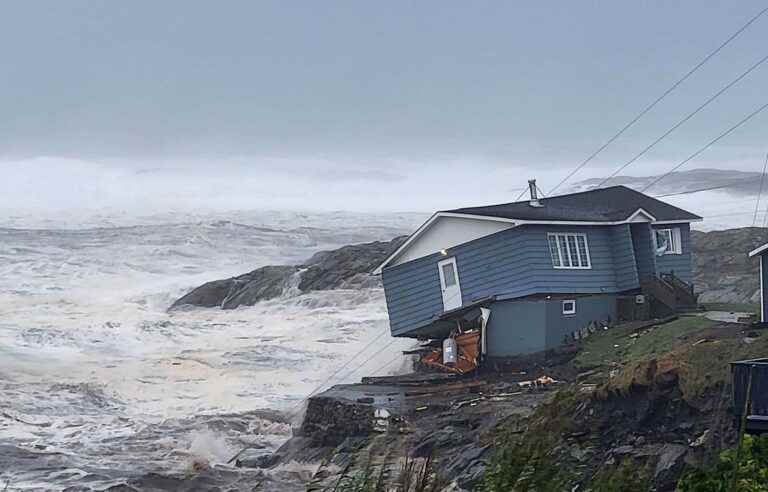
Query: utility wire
514,187,529,202
548,5,768,195
640,101,768,193
598,52,768,188
753,152,768,226
285,328,390,414
286,336,401,417
368,352,408,377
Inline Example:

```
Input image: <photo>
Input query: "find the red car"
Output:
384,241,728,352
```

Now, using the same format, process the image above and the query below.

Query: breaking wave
0,211,417,490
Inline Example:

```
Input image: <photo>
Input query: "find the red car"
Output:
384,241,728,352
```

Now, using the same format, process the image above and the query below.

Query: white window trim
655,228,682,255
562,299,576,315
548,232,592,269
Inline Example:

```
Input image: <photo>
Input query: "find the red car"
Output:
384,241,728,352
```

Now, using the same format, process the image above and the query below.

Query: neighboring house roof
444,185,702,223
749,243,768,257
373,185,701,274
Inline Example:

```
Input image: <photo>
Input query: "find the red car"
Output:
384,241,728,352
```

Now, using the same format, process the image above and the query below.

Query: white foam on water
0,211,420,490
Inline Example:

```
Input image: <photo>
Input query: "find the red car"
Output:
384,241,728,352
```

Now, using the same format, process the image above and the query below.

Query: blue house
373,182,701,357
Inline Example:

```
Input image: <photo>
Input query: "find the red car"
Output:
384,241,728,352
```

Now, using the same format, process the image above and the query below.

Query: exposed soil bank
248,317,768,491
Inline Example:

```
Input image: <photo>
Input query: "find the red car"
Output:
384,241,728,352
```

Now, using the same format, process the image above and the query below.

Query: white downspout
480,307,491,355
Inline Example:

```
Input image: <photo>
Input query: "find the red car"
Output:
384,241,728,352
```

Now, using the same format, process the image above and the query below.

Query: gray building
373,183,701,357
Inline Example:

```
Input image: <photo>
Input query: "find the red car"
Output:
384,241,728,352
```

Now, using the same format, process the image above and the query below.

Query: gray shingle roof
443,185,701,222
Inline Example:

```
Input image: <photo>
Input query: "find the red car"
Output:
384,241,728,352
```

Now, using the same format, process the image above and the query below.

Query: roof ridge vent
528,179,543,207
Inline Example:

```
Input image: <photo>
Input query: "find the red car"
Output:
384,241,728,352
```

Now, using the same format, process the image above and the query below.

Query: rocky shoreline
170,237,406,310
240,317,765,491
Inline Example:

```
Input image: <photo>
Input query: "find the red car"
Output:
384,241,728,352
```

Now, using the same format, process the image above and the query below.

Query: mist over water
0,212,420,490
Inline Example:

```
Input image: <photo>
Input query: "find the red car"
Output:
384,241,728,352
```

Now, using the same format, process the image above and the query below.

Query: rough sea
0,210,423,491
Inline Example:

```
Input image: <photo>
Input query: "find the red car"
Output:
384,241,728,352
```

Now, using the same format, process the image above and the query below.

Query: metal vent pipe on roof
528,179,543,207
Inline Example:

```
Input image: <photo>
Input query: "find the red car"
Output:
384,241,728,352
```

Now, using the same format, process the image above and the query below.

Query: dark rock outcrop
170,236,406,310
692,227,768,304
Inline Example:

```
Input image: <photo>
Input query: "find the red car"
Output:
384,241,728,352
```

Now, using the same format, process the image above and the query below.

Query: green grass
574,316,715,370
701,302,760,314
678,434,768,491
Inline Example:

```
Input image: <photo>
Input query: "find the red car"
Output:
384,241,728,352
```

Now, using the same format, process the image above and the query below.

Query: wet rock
690,429,710,448
654,443,687,477
170,265,298,310
169,237,406,310
235,452,276,469
569,445,589,461
452,445,490,490
610,445,636,456
299,395,377,447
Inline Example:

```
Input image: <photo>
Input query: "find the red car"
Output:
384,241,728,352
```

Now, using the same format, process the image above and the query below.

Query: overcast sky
2,1,767,216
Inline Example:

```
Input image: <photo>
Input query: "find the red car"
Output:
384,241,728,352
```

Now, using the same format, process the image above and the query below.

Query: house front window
547,232,591,269
655,228,682,255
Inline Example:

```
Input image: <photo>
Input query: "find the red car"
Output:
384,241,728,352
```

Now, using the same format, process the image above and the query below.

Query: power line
286,336,404,418
368,352,408,376
753,153,768,226
285,328,390,415
548,5,768,195
641,101,768,193
514,187,529,202
598,52,768,188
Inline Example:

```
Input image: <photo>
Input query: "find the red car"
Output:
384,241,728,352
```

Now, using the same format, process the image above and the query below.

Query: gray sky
2,1,768,215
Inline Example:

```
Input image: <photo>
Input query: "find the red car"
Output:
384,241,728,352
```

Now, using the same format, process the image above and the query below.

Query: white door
438,257,462,311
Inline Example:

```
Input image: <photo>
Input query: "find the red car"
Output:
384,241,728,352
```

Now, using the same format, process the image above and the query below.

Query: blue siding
631,223,657,281
483,295,617,357
383,224,641,336
652,223,693,284
544,295,617,350
485,300,546,357
611,224,639,291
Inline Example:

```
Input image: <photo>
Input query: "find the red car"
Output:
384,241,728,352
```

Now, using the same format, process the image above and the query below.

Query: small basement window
562,300,576,315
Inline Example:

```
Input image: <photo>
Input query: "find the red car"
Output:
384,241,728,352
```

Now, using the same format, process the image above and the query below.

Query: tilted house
373,183,701,357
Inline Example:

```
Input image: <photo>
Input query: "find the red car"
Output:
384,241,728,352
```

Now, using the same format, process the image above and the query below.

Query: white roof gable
390,215,514,267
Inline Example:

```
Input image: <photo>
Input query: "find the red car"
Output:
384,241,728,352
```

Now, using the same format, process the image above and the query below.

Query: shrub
677,434,768,492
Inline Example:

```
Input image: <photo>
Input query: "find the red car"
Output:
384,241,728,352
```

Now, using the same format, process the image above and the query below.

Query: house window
655,228,682,255
441,262,457,287
547,233,591,269
562,300,576,315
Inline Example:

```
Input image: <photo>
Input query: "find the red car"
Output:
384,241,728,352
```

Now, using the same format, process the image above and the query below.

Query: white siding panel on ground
392,216,513,266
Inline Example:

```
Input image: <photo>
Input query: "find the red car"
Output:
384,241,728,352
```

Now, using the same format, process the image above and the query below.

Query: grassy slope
482,315,768,491
574,316,716,370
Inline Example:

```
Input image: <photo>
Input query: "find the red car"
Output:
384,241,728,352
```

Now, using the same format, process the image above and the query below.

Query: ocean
0,211,423,491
